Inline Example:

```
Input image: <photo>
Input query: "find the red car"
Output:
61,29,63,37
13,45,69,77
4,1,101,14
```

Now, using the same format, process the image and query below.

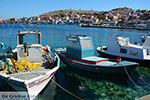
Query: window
80,39,93,48
147,49,150,55
130,50,138,56
23,34,40,44
120,48,127,54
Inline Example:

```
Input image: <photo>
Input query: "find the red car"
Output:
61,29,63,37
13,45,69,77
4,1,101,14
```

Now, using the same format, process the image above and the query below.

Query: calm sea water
0,23,150,100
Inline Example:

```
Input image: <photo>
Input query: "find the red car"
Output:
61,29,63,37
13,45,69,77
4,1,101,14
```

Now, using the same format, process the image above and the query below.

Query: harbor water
0,23,150,100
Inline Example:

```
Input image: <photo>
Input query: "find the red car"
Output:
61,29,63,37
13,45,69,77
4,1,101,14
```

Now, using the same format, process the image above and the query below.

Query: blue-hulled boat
55,35,139,74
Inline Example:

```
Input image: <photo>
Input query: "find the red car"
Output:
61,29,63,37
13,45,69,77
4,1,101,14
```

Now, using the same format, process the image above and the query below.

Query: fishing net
1,60,42,73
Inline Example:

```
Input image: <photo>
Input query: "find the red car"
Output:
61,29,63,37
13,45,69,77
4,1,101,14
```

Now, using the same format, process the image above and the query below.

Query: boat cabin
108,36,150,59
66,35,94,59
16,30,42,62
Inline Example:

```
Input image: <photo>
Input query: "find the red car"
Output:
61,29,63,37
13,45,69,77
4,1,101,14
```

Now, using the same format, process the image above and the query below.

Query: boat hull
58,53,137,75
97,49,150,67
0,68,58,100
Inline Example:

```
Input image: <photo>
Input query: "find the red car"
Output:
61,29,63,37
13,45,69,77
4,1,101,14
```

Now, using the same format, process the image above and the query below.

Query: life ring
40,33,42,40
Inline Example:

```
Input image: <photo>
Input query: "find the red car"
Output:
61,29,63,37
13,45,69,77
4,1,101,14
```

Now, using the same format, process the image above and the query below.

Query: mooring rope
123,66,140,88
51,79,84,100
123,66,150,93
136,66,150,85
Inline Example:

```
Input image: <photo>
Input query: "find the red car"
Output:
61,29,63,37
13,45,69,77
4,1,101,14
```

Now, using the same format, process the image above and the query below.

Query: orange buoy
42,46,47,51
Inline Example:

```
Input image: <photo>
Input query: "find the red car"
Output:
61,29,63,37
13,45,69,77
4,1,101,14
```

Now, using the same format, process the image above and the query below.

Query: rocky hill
39,7,133,18
39,9,100,18
110,7,133,14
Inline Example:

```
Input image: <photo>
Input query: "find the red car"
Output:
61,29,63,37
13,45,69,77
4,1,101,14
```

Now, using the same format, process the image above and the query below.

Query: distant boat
141,33,150,42
0,30,60,100
97,35,150,67
55,35,138,74
136,24,148,30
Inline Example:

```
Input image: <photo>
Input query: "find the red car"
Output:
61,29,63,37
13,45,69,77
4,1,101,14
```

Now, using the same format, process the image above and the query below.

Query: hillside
39,9,100,17
39,7,133,18
110,7,133,14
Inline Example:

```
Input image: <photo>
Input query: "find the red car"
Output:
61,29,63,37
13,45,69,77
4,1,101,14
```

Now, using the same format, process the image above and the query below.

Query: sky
0,0,149,19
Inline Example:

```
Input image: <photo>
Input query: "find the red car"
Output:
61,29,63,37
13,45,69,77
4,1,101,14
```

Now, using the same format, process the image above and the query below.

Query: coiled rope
51,79,84,100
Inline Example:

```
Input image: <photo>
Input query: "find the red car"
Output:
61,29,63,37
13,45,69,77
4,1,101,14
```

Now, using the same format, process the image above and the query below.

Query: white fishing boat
97,35,150,67
0,27,60,99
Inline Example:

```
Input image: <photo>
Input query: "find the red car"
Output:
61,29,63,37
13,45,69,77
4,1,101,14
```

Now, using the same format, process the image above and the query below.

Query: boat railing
46,45,56,59
70,35,86,37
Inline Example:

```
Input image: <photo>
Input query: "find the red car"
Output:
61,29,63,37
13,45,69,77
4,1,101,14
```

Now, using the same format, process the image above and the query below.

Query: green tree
68,14,71,19
60,13,66,17
53,15,59,18
97,14,104,20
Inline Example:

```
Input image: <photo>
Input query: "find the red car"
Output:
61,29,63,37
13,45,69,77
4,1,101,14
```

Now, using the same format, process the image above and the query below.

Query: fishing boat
141,33,150,42
0,28,60,99
97,35,150,67
55,35,138,74
136,24,148,30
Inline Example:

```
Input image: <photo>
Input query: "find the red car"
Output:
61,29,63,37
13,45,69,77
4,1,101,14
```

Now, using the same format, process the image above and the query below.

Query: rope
10,21,15,34
30,22,39,31
136,66,150,85
2,22,7,49
8,21,15,48
7,21,15,49
17,21,28,31
51,23,53,47
51,79,84,100
8,22,11,47
123,66,140,88
123,66,150,93
47,22,49,45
